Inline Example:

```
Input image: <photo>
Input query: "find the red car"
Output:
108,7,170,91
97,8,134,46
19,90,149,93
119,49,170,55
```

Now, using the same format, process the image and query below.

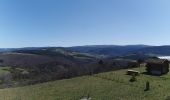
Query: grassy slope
0,67,170,100
0,67,10,75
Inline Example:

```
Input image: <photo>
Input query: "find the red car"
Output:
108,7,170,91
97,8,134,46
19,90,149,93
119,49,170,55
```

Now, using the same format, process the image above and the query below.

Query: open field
0,67,11,75
0,67,170,100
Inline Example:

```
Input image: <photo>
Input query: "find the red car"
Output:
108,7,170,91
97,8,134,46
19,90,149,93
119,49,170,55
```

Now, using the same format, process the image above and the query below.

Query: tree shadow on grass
141,72,162,76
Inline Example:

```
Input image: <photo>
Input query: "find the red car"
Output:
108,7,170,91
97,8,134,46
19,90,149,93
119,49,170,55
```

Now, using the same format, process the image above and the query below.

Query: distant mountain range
67,45,149,57
1,45,170,57
67,45,170,57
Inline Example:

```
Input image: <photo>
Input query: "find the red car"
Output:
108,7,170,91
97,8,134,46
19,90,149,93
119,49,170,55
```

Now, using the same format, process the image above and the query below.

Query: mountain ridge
1,45,170,57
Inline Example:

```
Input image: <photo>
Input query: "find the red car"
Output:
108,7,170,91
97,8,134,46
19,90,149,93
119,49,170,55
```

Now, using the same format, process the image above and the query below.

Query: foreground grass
0,67,170,100
0,67,11,75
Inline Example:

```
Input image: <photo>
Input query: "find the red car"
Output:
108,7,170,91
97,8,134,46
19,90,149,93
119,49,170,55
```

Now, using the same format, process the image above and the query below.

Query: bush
98,60,104,65
129,75,137,82
166,96,170,100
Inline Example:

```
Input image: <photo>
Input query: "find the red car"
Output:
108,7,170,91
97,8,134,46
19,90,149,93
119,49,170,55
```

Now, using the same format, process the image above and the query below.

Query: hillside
0,66,170,100
134,46,170,56
0,52,140,88
2,45,170,57
68,45,170,57
0,53,55,67
0,45,170,90
67,45,149,57
0,48,101,88
0,48,97,67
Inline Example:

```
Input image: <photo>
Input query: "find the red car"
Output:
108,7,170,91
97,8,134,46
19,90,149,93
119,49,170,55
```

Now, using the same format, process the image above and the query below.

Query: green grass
0,67,11,75
0,67,170,100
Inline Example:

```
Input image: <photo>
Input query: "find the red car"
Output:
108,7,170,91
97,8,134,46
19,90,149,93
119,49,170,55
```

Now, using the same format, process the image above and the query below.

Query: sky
0,0,170,48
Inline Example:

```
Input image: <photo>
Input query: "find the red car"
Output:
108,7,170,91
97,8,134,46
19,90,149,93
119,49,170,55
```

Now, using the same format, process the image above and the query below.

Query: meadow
0,66,170,100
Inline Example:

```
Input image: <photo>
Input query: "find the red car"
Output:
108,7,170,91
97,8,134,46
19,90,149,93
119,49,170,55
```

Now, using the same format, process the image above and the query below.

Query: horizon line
1,44,170,49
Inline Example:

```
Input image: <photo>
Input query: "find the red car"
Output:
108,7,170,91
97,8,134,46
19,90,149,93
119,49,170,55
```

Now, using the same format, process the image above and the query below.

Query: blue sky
0,0,170,48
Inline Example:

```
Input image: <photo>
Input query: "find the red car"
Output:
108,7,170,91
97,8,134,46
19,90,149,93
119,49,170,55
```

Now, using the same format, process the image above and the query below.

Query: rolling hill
0,45,170,99
0,66,170,100
1,45,170,57
0,47,97,67
133,46,170,56
0,45,170,89
0,47,146,89
0,48,100,88
67,45,149,57
67,45,170,57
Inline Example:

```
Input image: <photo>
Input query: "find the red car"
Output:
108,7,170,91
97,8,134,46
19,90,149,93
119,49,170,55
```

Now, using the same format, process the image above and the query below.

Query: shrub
129,75,137,82
166,96,170,100
98,60,104,65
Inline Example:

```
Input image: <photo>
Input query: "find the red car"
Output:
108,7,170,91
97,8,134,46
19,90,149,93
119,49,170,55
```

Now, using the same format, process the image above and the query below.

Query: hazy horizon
1,0,170,48
0,44,170,49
